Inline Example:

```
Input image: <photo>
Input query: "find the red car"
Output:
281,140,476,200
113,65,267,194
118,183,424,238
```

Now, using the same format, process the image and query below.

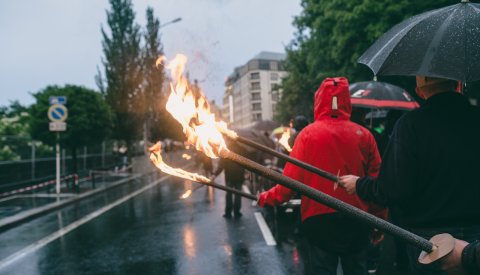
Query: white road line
254,212,276,246
0,174,171,270
0,195,19,203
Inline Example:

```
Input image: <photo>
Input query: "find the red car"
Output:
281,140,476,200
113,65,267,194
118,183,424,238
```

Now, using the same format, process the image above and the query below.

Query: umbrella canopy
250,120,281,132
349,81,420,110
359,1,480,82
233,128,275,162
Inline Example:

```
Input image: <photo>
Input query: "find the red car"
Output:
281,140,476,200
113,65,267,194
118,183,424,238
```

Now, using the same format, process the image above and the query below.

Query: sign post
48,97,68,194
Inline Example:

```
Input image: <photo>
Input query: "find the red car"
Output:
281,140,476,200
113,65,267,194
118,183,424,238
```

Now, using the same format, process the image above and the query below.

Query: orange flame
149,142,211,184
180,190,192,199
161,54,230,158
278,128,292,152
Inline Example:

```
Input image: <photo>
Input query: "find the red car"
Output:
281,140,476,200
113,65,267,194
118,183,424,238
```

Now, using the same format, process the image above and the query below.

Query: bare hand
338,175,359,194
440,239,469,275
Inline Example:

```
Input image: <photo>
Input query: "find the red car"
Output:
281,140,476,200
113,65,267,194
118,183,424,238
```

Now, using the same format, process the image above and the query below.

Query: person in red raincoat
258,77,386,275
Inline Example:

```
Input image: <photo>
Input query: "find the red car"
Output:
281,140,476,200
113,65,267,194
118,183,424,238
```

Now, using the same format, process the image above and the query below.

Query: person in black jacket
439,239,480,275
213,141,246,219
439,238,479,275
339,76,480,275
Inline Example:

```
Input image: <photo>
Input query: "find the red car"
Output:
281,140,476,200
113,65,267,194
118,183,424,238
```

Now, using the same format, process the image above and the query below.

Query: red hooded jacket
259,77,386,221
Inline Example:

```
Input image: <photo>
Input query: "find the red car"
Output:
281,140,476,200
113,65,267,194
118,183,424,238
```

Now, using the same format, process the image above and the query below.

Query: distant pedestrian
289,115,309,147
196,151,213,177
213,141,246,219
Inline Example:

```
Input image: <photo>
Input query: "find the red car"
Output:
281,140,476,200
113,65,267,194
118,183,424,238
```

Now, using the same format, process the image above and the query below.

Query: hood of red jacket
314,77,352,121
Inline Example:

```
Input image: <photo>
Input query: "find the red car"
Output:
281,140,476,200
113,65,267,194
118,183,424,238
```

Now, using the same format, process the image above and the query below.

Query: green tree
0,101,32,161
142,7,166,141
30,85,113,173
141,7,185,142
277,0,456,122
99,0,143,153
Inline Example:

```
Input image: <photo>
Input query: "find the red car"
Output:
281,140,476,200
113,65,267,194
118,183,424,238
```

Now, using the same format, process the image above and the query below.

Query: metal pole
221,130,338,182
31,141,36,180
62,148,66,175
83,146,87,170
217,148,434,253
102,141,105,168
56,133,60,194
196,179,257,200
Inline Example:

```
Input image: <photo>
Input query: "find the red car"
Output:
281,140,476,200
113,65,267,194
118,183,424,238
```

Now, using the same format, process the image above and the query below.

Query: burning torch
150,54,455,265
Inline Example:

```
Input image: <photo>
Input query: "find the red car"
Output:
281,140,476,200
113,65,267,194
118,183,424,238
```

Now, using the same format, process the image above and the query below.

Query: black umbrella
349,81,419,110
232,128,275,165
359,1,480,82
250,120,281,132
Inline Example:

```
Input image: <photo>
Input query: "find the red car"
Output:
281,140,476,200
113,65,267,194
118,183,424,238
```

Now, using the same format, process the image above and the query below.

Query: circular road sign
48,104,68,122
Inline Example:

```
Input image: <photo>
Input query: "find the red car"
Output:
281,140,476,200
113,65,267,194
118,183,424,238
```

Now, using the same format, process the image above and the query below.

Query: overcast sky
0,0,301,107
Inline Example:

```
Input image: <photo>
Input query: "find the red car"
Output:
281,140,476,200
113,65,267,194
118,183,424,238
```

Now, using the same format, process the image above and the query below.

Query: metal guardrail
0,174,79,198
0,174,143,233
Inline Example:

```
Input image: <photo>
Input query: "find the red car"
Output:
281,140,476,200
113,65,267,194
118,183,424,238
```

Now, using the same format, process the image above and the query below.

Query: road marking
0,174,171,270
254,212,276,246
0,195,19,203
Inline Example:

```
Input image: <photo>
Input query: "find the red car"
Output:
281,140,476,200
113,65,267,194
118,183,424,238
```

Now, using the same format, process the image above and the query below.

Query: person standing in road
258,77,387,275
339,76,480,275
213,141,246,219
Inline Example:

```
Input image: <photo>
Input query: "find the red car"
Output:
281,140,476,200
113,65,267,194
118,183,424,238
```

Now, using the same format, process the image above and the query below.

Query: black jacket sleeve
356,116,420,207
462,240,480,275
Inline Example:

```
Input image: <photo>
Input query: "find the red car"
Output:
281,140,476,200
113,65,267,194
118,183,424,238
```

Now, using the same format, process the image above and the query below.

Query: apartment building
222,51,287,128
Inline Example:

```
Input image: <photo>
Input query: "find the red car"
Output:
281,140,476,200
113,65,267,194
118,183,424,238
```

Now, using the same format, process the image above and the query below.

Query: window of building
251,93,261,100
251,82,261,90
259,60,270,70
248,60,259,70
271,72,278,81
252,113,262,121
250,72,260,80
272,91,279,101
270,61,278,71
252,103,261,111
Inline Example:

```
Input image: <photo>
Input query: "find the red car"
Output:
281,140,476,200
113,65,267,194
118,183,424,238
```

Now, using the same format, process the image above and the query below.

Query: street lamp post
143,16,182,151
160,17,182,29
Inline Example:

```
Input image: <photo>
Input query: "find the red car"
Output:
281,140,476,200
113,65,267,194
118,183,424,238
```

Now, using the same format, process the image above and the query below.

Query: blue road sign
48,104,68,122
49,96,67,105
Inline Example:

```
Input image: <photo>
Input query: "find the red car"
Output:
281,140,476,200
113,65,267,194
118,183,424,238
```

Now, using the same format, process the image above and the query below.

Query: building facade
222,52,287,128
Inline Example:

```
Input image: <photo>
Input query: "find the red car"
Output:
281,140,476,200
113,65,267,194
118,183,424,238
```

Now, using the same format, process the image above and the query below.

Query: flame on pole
150,54,465,261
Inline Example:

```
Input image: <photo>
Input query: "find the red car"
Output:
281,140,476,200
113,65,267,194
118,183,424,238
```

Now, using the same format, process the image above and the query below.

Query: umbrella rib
360,8,446,72
361,17,422,70
464,3,470,82
418,8,457,76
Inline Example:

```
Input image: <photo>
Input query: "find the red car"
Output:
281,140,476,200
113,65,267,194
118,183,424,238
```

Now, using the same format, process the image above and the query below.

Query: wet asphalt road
0,152,410,275
0,168,303,274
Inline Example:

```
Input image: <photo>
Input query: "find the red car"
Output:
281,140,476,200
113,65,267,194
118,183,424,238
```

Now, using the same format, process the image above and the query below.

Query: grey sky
0,0,301,107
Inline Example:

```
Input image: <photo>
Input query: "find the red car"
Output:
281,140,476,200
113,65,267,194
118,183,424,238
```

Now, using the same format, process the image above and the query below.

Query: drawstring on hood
314,77,352,121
